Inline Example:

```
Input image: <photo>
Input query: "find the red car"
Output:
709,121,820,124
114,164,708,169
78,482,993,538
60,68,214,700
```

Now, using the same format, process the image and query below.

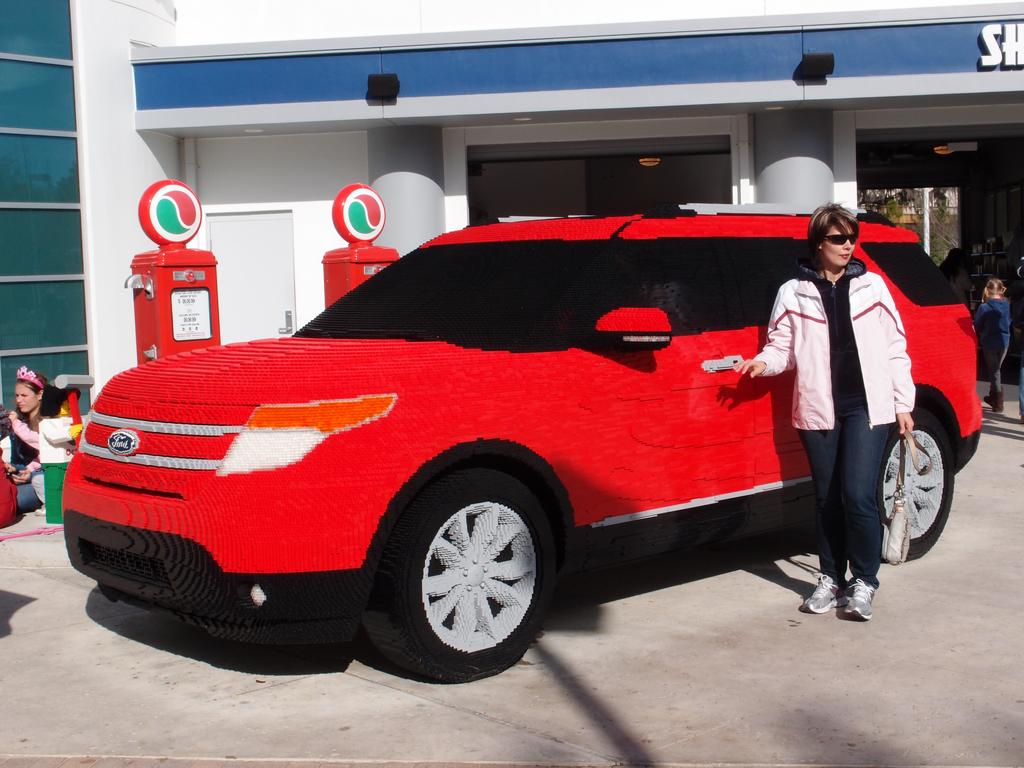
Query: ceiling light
244,128,264,134
513,117,532,122
764,105,785,111
638,156,661,168
933,144,952,155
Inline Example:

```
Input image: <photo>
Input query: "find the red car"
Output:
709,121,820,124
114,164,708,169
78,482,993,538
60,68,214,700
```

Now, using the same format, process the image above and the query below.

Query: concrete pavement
1,384,1022,767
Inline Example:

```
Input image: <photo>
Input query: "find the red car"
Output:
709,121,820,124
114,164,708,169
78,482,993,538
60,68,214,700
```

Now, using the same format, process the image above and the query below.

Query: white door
207,212,296,344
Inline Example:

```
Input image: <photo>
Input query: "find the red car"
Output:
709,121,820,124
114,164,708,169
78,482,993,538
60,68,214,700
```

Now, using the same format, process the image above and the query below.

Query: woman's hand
733,358,767,378
896,411,914,435
7,410,16,425
10,469,30,484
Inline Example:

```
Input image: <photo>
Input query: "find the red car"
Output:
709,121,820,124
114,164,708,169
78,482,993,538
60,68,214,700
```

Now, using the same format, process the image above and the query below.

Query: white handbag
882,434,928,565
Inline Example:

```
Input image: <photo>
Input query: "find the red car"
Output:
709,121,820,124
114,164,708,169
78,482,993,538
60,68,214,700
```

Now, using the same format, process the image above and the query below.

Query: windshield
296,240,614,351
296,235,810,350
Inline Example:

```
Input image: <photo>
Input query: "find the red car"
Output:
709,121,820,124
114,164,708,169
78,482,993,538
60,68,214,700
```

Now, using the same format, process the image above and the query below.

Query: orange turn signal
247,394,397,433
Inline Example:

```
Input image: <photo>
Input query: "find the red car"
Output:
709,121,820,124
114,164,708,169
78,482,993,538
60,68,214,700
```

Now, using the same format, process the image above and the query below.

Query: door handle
701,354,743,373
278,310,294,335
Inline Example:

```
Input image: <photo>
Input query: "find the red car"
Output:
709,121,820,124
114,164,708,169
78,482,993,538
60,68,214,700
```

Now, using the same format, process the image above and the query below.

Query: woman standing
4,366,47,513
973,278,1010,413
734,204,915,621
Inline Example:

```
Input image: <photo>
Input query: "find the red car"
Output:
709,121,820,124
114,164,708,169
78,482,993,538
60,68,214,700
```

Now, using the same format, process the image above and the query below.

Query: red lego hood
92,337,457,426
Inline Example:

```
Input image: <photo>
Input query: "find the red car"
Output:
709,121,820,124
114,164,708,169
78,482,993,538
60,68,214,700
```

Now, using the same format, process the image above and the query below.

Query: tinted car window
615,237,805,331
859,242,960,306
297,235,813,349
297,240,611,351
560,243,693,335
551,237,797,336
722,238,805,327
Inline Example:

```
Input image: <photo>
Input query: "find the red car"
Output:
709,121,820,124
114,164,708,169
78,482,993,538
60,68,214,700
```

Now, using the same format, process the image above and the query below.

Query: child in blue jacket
974,278,1011,413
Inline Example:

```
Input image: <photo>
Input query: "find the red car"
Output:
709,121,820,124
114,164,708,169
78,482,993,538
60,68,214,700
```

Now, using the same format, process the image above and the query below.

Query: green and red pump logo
332,183,386,245
139,179,203,247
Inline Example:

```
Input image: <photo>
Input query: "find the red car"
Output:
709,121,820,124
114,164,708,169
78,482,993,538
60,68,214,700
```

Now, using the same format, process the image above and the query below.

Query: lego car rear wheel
878,409,954,560
364,468,556,682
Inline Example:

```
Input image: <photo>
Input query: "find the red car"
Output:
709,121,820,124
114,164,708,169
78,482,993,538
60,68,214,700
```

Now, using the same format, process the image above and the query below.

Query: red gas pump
322,184,399,307
127,180,221,365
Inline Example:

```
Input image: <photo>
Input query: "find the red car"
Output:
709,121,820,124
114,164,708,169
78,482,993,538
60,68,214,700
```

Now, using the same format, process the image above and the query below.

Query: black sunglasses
823,233,857,245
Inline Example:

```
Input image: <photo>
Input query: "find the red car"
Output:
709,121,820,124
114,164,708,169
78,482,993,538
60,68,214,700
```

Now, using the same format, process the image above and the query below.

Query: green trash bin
42,463,67,525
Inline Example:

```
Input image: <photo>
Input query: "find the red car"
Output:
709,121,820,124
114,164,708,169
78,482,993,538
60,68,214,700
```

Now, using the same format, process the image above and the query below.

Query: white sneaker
845,579,876,621
800,574,848,613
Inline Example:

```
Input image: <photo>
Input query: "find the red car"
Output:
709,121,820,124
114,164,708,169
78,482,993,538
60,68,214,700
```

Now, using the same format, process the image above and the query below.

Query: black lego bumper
64,510,373,644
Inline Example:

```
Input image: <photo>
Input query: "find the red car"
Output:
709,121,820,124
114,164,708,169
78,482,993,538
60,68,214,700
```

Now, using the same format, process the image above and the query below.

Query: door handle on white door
278,310,294,335
701,354,743,373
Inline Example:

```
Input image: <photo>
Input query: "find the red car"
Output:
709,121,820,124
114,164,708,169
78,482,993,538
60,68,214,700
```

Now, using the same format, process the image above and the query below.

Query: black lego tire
363,468,556,683
877,408,955,561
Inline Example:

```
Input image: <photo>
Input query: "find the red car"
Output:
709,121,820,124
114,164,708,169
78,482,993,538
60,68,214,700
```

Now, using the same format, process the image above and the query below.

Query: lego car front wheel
364,468,557,682
877,409,954,560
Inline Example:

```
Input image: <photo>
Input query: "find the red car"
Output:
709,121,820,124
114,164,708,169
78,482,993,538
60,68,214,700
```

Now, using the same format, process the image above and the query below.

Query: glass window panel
0,60,75,131
0,210,82,275
0,0,72,60
996,189,1007,243
0,134,78,202
0,280,86,349
1009,187,1022,238
1,350,90,414
984,192,995,240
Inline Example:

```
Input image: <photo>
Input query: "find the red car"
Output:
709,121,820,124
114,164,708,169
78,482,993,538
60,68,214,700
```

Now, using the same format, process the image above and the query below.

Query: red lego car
64,208,981,681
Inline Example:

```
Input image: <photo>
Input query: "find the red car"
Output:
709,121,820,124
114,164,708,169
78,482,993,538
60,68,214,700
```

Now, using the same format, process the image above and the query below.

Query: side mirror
594,307,672,350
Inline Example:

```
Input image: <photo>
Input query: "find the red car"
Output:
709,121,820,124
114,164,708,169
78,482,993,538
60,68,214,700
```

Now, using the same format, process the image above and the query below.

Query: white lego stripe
590,476,812,528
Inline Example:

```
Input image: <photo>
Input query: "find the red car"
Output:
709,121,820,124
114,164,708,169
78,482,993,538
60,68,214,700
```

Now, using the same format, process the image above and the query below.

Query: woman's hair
982,277,1006,302
807,203,859,263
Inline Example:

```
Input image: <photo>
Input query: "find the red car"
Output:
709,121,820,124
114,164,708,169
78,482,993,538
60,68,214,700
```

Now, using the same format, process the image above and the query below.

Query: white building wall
171,0,1024,44
192,132,369,328
74,0,179,390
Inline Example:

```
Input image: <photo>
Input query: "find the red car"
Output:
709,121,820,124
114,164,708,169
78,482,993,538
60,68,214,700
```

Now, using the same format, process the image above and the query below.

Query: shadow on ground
546,525,816,634
82,523,817,682
0,587,36,640
83,587,366,676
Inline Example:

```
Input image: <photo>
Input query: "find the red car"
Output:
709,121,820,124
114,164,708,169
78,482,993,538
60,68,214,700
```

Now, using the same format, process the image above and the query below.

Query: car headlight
218,394,396,476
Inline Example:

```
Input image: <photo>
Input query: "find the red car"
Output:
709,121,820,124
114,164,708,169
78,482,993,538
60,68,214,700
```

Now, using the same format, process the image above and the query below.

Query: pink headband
15,366,45,391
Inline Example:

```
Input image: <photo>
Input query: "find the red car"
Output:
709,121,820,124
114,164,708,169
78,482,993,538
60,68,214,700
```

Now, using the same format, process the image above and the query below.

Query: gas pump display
126,180,221,363
170,286,212,341
322,183,399,306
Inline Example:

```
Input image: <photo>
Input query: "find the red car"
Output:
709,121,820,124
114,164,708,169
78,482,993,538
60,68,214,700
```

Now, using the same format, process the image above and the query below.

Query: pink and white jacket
10,416,41,473
754,266,915,430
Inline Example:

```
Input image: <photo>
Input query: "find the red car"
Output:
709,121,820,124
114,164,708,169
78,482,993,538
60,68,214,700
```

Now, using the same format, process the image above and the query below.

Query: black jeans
981,346,1007,396
798,398,891,590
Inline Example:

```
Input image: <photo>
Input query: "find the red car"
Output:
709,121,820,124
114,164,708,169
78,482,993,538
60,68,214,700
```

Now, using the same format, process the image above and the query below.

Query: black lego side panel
861,242,960,307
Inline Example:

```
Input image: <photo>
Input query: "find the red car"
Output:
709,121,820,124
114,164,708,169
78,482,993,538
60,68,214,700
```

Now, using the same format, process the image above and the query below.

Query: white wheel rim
421,501,537,653
881,429,945,539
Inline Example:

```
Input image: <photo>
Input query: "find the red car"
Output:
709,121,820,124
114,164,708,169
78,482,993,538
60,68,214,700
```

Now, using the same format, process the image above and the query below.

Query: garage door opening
467,137,731,224
857,134,1023,271
857,132,1024,382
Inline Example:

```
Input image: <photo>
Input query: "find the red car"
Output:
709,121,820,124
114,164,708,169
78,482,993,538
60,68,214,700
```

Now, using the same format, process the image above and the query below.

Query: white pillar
731,115,755,205
922,187,932,256
442,128,469,232
754,110,834,209
367,126,445,255
832,112,858,209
